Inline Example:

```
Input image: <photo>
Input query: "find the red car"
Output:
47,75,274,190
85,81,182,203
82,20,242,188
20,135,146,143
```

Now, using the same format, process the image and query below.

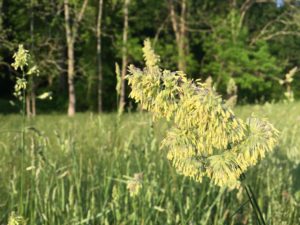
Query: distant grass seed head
7,212,26,225
11,45,39,99
127,39,279,188
11,45,29,71
126,173,143,197
279,67,297,102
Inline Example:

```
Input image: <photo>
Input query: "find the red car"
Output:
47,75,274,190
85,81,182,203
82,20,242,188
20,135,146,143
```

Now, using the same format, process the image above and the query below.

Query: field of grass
0,102,299,225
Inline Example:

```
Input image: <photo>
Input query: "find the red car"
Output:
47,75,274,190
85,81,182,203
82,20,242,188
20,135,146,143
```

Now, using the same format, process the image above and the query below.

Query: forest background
0,0,300,115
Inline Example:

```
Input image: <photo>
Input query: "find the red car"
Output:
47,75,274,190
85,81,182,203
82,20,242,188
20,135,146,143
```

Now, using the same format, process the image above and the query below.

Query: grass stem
244,185,267,225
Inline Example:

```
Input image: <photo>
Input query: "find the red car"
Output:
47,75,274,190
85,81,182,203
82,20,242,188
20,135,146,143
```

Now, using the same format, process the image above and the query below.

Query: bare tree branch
76,0,89,24
169,0,180,43
153,16,169,46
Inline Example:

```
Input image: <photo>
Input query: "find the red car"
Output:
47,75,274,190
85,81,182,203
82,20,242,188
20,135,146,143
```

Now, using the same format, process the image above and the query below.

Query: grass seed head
7,212,26,225
127,40,279,188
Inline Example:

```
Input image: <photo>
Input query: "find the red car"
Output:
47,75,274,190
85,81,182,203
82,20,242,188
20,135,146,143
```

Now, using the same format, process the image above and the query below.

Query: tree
0,0,11,67
64,0,88,116
1,0,300,112
26,0,36,117
168,0,188,72
202,9,281,102
0,0,4,67
119,0,130,112
96,0,104,113
0,0,2,36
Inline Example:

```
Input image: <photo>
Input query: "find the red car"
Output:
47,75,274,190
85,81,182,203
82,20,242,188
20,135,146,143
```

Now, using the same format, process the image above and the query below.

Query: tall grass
0,102,299,224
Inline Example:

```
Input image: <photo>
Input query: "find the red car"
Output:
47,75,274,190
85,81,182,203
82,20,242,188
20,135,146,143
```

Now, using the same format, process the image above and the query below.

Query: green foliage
1,0,300,111
202,10,281,102
127,40,279,188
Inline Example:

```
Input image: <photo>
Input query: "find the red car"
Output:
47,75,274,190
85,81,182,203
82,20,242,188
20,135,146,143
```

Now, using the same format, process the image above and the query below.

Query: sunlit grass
0,102,299,224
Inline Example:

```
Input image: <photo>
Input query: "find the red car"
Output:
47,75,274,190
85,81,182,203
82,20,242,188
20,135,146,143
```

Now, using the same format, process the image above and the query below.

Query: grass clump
0,105,299,224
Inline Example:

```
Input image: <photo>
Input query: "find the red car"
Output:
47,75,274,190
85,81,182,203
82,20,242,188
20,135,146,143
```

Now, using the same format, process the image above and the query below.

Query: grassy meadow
0,102,299,225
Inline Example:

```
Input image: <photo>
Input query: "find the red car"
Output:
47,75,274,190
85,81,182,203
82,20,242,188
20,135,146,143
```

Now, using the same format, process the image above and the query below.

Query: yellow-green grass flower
127,39,279,188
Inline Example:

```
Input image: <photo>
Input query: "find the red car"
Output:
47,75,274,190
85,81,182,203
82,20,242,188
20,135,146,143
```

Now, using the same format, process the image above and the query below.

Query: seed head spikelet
7,212,26,225
126,173,143,197
11,45,29,71
127,40,279,188
11,45,39,99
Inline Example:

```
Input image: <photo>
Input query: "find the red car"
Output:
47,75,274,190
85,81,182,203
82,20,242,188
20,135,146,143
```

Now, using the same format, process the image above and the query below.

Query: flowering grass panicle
7,212,26,225
12,44,39,99
279,66,298,102
226,78,238,107
127,39,279,188
11,45,30,71
126,173,143,197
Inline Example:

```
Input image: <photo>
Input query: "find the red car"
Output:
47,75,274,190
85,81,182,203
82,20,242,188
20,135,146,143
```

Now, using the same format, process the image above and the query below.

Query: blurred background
0,1,300,224
0,0,300,115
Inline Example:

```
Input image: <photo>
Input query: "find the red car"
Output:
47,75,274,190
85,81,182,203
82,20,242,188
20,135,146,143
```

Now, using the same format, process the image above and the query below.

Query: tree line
0,0,300,116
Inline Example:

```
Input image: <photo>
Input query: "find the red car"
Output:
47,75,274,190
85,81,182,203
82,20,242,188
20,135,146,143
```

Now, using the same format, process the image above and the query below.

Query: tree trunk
30,0,36,116
26,94,31,117
119,0,129,112
63,0,88,116
31,90,36,116
67,39,76,116
0,0,2,32
97,0,104,113
178,0,186,72
169,0,187,72
64,0,76,116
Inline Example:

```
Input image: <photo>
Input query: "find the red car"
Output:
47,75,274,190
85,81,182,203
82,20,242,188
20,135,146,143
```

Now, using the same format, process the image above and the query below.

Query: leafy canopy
202,10,281,101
